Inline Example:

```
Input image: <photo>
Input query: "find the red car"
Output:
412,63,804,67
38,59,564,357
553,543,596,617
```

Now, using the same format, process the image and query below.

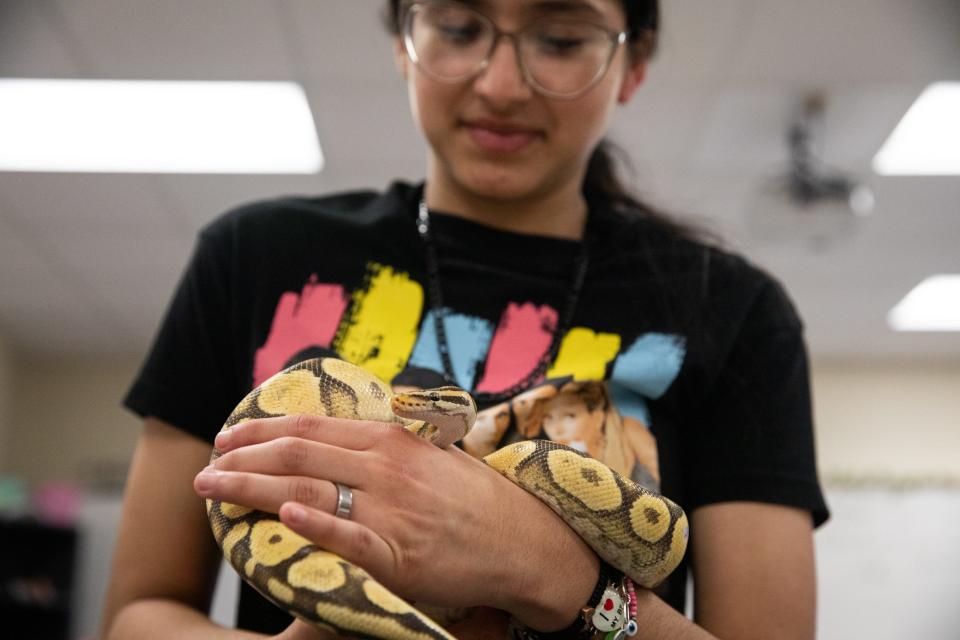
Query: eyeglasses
402,0,628,99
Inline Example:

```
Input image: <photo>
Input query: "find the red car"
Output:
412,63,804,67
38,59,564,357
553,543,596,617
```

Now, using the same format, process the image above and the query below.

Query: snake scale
206,357,688,639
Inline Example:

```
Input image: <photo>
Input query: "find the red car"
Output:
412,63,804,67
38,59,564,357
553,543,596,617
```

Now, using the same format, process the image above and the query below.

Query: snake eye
429,392,441,402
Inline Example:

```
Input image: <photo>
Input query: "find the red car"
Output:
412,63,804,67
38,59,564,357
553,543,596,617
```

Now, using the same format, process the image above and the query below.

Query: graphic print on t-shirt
253,263,686,487
462,378,663,489
332,263,423,383
252,275,348,388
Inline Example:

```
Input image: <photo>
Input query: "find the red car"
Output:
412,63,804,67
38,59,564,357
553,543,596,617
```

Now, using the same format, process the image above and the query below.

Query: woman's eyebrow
457,0,609,22
525,0,608,20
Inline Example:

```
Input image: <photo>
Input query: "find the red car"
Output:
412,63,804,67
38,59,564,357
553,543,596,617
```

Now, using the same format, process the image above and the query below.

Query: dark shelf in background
1,517,77,640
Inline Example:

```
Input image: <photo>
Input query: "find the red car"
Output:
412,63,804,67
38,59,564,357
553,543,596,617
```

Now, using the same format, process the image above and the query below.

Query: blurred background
0,1,958,638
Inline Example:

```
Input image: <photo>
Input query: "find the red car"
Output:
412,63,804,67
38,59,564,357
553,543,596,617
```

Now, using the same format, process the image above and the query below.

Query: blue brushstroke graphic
408,309,494,388
609,333,686,424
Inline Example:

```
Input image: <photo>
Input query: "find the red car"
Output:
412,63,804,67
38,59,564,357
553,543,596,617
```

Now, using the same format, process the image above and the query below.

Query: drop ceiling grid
0,0,957,358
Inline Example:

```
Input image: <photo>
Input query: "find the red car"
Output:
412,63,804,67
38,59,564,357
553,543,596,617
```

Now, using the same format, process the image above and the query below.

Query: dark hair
383,0,707,242
557,380,611,413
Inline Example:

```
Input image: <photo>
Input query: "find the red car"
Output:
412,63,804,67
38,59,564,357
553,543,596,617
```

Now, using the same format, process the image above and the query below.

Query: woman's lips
463,121,541,153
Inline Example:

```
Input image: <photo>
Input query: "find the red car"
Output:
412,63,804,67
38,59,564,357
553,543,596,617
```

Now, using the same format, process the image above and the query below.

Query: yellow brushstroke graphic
335,263,423,382
547,327,621,380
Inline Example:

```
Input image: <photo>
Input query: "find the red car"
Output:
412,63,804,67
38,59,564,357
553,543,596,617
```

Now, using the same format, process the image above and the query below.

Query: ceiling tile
1,0,958,360
647,0,756,89
0,174,186,235
278,0,399,84
54,0,293,79
0,217,132,354
726,0,960,85
612,86,716,172
0,218,75,308
691,87,796,173
0,0,80,76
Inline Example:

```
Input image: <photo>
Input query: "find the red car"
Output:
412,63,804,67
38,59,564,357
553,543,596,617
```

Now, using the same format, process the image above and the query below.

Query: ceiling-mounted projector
748,92,875,252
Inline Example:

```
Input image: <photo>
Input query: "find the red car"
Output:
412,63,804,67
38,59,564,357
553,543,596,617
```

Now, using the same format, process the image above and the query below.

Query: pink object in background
33,482,82,527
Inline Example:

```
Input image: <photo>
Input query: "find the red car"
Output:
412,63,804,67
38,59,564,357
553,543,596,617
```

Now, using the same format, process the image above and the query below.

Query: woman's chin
451,165,549,202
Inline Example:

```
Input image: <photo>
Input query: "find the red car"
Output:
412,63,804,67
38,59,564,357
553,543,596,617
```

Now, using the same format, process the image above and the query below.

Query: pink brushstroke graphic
253,276,348,387
475,302,557,393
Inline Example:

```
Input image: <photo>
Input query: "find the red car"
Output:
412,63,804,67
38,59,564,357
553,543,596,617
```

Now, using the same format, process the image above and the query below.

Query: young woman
102,1,828,638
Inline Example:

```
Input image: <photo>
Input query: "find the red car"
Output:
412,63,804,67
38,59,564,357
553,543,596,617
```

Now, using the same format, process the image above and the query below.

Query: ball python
206,357,688,640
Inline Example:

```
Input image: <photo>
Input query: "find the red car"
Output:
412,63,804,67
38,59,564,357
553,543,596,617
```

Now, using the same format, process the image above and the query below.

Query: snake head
391,386,477,447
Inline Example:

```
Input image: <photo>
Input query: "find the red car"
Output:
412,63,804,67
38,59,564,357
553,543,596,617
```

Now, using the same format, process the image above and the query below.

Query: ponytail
584,140,636,212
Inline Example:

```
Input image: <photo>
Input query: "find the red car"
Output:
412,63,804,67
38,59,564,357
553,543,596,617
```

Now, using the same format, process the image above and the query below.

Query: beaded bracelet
511,563,640,640
624,577,639,637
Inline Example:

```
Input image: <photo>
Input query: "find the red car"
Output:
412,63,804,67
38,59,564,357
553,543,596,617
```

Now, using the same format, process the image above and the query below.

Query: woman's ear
617,59,647,104
393,37,409,79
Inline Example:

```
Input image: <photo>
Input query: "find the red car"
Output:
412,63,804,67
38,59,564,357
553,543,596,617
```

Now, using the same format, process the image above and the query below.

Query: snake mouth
390,394,429,418
391,391,476,446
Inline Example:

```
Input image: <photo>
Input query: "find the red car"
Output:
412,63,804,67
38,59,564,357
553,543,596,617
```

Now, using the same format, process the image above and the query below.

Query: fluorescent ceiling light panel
0,79,323,173
873,82,960,176
888,274,960,332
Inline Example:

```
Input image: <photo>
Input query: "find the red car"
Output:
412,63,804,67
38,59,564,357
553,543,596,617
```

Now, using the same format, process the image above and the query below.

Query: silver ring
334,482,353,520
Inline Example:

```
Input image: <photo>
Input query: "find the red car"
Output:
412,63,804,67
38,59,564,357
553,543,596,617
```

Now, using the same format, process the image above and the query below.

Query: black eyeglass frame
401,0,630,99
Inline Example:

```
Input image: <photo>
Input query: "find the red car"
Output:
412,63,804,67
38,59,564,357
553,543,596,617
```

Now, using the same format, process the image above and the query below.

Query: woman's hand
271,619,338,640
192,414,589,615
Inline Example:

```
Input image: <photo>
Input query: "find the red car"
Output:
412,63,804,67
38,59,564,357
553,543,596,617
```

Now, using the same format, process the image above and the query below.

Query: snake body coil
207,357,687,639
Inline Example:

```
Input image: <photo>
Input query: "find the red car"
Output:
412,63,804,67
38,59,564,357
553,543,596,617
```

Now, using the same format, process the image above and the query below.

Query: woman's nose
471,35,534,106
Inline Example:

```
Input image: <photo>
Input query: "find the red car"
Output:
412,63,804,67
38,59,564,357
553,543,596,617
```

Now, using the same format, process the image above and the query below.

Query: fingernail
284,503,307,524
214,430,231,449
195,469,220,493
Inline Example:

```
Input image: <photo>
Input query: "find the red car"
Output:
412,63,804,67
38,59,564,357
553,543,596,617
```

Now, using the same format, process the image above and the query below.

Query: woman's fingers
194,468,345,517
273,619,340,640
211,437,369,488
215,415,398,453
279,501,395,584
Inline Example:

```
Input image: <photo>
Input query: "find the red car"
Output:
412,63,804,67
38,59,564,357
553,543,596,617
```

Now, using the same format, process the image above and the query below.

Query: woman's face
541,394,605,451
395,0,646,202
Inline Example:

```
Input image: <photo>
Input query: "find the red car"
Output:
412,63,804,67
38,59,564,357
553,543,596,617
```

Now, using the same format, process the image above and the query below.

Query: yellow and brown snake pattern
207,357,688,640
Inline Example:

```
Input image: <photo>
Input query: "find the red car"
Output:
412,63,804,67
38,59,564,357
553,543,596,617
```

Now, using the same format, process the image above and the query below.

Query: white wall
6,355,141,486
809,359,960,640
816,487,960,640
811,359,960,482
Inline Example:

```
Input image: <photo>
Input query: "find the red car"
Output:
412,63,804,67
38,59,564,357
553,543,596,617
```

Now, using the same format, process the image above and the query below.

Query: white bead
626,619,639,636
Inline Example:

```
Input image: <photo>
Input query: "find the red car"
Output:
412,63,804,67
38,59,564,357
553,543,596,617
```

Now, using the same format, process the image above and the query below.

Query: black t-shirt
124,181,829,633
